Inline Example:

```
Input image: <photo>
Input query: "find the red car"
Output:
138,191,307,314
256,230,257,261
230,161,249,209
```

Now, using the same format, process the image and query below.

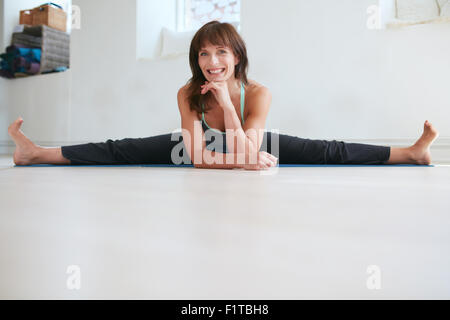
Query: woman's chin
208,75,229,81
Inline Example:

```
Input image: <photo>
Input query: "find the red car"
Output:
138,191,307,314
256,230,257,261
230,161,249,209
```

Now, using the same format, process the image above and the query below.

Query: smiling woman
186,21,248,115
7,21,440,169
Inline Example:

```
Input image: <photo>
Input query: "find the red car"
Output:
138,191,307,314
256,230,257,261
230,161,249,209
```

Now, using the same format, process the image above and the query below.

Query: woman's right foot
8,117,40,165
409,120,439,165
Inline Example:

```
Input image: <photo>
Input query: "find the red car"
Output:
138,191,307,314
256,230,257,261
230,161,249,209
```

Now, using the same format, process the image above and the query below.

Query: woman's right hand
242,151,278,170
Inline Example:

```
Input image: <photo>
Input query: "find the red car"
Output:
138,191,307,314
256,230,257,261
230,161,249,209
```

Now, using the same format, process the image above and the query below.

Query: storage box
12,24,70,74
19,4,67,33
19,10,33,25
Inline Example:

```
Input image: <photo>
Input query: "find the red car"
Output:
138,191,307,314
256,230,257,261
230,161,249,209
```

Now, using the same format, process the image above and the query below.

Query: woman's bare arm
223,86,272,155
177,87,245,169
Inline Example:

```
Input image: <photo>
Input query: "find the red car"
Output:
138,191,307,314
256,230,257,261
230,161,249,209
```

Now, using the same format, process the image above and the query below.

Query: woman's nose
210,54,219,64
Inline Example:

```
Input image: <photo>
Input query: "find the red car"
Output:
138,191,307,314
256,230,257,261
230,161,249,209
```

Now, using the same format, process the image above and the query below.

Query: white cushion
396,0,440,22
437,0,449,10
160,27,196,58
441,1,450,17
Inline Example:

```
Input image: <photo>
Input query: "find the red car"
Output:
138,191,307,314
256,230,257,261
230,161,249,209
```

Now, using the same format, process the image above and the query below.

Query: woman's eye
200,51,226,56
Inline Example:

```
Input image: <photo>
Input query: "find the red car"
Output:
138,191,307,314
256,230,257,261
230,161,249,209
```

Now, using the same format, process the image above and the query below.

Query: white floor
1,154,449,300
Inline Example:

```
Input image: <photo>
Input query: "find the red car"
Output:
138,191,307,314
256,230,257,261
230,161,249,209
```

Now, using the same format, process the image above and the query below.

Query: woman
8,21,439,170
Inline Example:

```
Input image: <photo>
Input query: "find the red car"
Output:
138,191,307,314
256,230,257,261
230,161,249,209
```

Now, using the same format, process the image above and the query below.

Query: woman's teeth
208,68,225,74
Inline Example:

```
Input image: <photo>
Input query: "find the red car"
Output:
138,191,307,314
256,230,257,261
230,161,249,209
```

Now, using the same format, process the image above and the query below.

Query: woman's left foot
8,117,40,165
409,120,439,165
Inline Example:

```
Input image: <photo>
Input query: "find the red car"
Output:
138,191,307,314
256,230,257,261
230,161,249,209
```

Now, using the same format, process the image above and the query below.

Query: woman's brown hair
186,21,249,114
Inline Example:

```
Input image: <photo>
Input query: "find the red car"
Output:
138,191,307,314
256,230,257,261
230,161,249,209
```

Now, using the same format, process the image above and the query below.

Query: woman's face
198,42,239,82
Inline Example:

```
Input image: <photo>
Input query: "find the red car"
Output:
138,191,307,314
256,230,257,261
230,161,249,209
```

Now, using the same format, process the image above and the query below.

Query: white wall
1,0,450,158
0,76,7,143
0,0,8,143
242,0,450,140
136,0,176,59
0,0,4,46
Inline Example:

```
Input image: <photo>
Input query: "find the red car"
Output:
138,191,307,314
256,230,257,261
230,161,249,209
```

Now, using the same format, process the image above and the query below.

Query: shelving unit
13,24,70,75
1,24,70,78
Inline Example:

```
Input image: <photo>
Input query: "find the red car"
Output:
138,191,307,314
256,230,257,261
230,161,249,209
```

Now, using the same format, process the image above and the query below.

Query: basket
12,24,70,74
20,3,67,33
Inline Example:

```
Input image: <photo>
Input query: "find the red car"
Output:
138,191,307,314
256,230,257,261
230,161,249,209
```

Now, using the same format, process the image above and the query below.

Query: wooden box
20,4,67,33
19,9,33,25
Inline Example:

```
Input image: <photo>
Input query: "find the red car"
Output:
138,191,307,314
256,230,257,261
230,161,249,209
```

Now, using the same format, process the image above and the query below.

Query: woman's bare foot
409,120,439,165
8,117,40,165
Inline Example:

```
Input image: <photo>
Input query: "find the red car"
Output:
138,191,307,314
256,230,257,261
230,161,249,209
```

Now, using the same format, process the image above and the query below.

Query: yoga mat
26,62,40,74
14,164,435,168
13,57,27,70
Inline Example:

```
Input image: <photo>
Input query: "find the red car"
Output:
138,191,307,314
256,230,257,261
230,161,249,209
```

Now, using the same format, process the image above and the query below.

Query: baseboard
1,138,450,163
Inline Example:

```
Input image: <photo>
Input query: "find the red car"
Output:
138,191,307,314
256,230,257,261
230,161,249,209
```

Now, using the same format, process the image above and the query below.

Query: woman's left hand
201,81,233,110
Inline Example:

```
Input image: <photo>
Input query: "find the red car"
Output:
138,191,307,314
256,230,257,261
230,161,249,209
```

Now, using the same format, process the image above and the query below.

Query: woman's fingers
268,154,278,166
264,153,277,166
259,152,278,167
201,82,213,94
269,154,278,165
258,161,269,170
243,152,278,171
242,152,278,170
259,155,273,169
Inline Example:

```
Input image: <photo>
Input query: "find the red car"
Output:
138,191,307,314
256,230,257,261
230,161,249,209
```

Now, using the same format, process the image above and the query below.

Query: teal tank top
201,81,245,153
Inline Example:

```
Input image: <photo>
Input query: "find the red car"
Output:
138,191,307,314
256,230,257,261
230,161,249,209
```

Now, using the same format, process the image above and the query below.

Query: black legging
61,132,391,165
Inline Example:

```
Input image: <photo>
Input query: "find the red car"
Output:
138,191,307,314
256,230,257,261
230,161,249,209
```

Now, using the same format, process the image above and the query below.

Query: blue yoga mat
15,164,434,168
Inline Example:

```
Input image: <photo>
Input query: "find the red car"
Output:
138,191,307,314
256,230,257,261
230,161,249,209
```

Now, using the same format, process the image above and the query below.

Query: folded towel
6,45,27,55
14,56,27,67
5,45,41,62
31,48,41,62
27,62,40,74
0,60,11,71
0,69,15,79
11,57,40,74
0,45,42,77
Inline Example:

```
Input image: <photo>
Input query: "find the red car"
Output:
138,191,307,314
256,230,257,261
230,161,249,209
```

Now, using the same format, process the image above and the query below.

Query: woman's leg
60,134,181,165
8,117,182,165
264,120,438,165
9,116,439,166
265,133,391,165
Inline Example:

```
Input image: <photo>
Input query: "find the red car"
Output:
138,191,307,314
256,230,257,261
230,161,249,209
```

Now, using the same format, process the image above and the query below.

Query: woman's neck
226,78,241,96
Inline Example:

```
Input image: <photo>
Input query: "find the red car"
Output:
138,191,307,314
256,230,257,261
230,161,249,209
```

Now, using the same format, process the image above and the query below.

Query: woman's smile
207,68,225,75
207,68,226,77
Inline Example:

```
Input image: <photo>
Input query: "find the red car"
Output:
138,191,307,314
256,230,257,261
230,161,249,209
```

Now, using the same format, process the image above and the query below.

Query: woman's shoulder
178,84,189,97
245,79,271,99
177,85,194,115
